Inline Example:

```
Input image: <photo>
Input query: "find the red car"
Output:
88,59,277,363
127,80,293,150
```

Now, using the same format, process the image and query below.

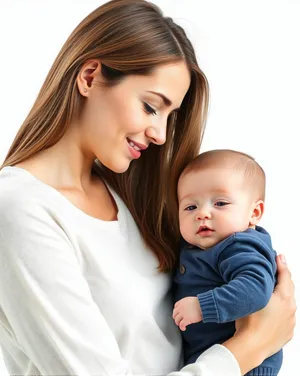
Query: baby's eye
184,205,197,211
215,201,229,207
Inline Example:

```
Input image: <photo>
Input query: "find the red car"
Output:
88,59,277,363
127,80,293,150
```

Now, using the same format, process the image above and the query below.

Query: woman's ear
77,60,102,96
249,200,265,226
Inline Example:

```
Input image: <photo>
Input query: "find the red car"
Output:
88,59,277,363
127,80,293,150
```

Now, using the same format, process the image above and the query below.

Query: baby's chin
197,242,217,250
183,234,223,250
194,237,221,250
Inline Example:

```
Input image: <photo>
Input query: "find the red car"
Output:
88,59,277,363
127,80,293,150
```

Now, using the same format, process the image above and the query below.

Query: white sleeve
0,198,130,376
0,196,241,376
168,344,241,376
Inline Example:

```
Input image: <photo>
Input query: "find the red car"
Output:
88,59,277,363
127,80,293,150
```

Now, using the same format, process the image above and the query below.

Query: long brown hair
1,0,209,272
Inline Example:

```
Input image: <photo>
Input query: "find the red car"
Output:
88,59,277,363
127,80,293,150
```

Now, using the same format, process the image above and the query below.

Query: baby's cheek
179,219,186,236
179,219,192,242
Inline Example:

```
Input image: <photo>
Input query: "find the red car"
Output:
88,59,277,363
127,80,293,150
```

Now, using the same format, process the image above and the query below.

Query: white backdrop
0,1,299,375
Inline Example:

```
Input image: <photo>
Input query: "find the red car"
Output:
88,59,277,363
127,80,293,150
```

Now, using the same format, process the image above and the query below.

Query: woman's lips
127,139,141,159
126,138,148,159
127,138,148,150
127,141,141,159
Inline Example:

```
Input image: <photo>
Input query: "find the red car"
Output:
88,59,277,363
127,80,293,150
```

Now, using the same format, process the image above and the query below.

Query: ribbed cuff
197,290,219,323
246,366,278,376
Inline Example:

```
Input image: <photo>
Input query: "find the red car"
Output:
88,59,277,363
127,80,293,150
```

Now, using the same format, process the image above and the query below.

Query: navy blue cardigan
173,226,282,375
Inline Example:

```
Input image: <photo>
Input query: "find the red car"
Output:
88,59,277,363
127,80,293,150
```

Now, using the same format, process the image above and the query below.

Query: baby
173,149,283,376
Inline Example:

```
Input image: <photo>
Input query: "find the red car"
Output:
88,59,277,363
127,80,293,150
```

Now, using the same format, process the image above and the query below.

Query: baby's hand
172,297,202,331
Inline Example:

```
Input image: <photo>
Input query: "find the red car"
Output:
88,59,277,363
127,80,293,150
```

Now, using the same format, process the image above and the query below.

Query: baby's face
177,168,255,249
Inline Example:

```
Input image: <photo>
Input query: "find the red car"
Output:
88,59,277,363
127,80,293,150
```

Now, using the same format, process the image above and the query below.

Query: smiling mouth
127,139,141,151
126,138,148,151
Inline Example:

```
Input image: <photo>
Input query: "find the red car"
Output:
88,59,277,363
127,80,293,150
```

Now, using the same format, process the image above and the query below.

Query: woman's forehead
120,61,191,107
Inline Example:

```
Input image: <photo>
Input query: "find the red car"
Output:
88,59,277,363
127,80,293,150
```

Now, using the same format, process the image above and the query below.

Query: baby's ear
249,200,264,226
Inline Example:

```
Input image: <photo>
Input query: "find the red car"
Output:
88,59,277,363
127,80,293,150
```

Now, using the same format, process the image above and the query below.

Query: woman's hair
1,0,209,272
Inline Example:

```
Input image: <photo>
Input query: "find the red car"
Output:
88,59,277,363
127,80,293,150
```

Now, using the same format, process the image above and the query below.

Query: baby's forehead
178,151,265,202
177,167,248,198
179,166,245,185
178,167,240,186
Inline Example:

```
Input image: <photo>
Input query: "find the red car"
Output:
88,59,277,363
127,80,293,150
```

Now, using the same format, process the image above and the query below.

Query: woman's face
78,61,191,173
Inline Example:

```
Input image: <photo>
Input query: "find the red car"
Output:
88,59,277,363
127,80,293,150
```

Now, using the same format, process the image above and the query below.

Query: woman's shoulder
0,166,56,224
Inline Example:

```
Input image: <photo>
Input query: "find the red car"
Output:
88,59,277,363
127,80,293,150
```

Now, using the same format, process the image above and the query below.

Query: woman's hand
223,254,296,374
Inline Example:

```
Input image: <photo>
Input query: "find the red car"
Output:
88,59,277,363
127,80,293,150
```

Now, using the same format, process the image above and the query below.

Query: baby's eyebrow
178,195,194,204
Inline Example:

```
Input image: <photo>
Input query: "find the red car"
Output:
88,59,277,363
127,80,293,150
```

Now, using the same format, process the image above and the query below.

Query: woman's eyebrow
147,91,181,111
147,91,172,106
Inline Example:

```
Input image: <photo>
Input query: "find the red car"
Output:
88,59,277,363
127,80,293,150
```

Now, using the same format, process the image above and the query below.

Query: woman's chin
107,160,131,174
95,155,133,174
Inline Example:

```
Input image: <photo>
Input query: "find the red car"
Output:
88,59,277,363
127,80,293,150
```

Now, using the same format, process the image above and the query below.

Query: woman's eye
215,201,229,207
143,102,157,116
184,205,197,211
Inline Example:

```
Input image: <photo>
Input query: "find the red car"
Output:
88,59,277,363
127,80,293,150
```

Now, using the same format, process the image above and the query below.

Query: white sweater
0,166,240,376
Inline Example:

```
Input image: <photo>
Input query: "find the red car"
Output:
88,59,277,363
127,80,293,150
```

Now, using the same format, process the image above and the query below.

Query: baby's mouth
197,225,214,235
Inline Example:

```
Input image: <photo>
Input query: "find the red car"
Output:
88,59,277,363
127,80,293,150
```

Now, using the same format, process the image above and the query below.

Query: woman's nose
145,123,167,145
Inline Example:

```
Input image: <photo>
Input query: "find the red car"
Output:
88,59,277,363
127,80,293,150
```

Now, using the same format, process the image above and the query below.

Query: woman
0,1,295,375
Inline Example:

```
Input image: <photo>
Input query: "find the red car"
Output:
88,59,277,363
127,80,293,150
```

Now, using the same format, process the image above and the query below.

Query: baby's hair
181,149,266,201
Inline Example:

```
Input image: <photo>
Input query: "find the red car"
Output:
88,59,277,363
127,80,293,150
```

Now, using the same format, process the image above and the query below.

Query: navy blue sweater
173,226,283,376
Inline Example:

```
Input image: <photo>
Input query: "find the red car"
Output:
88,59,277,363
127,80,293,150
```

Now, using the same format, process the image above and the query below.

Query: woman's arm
0,197,130,376
169,254,296,376
223,254,296,375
